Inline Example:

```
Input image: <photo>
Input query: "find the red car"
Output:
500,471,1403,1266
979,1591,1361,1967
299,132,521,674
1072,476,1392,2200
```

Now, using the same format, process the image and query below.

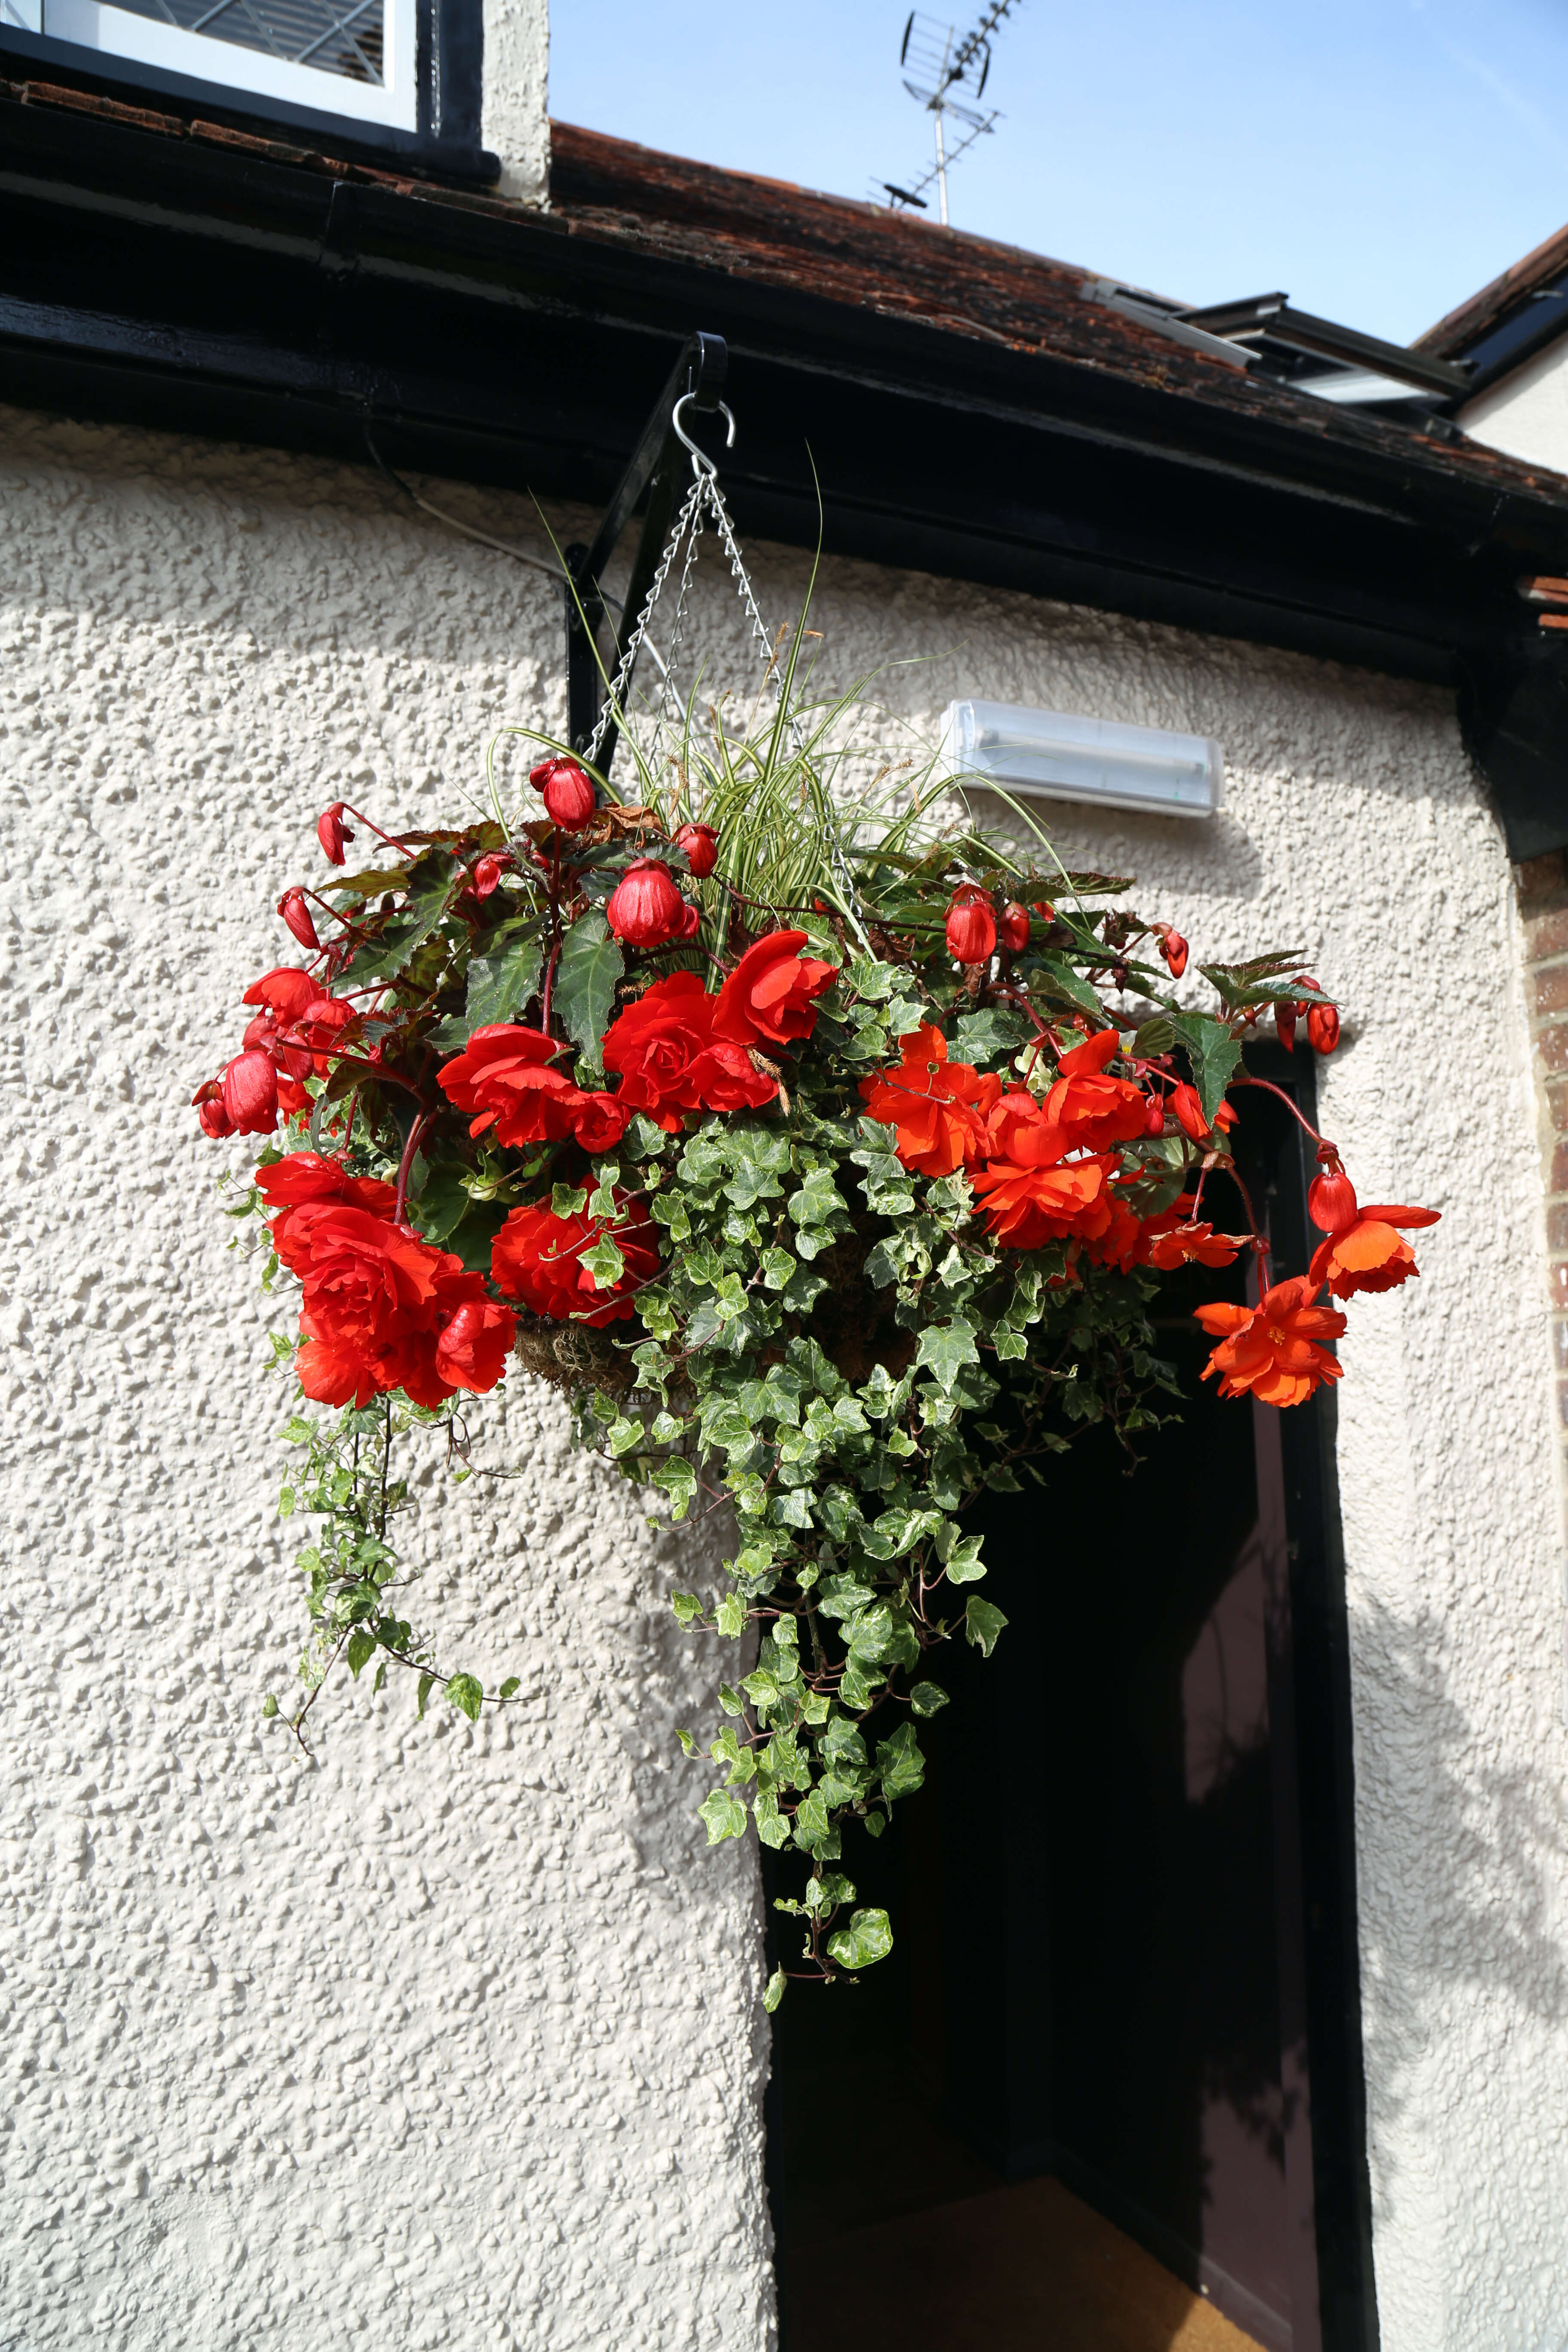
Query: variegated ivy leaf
698,1789,748,1845
580,1235,625,1286
916,1317,981,1393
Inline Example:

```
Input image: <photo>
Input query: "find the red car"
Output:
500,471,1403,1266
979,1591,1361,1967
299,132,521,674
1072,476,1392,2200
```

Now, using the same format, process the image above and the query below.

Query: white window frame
25,0,416,129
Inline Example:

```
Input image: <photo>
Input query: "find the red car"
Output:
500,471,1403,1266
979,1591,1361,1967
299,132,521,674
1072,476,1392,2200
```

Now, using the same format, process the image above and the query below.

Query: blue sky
550,0,1568,345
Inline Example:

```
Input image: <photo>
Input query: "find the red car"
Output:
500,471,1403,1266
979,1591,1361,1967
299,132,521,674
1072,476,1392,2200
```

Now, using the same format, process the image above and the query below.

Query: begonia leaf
429,924,542,1052
554,909,624,1073
1170,1011,1242,1122
340,848,460,986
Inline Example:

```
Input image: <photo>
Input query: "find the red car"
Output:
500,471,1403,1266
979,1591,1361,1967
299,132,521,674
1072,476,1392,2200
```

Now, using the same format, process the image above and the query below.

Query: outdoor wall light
940,698,1224,820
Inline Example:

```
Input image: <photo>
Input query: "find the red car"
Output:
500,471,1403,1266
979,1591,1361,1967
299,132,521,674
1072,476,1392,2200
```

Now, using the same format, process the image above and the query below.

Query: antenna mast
882,2,1023,226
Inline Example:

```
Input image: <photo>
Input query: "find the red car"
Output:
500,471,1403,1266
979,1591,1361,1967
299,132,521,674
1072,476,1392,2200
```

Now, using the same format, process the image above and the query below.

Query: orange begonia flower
1138,1197,1248,1270
1194,1276,1347,1408
972,1153,1115,1250
1044,1028,1148,1152
985,1090,1065,1167
859,1025,1001,1177
1308,1204,1440,1300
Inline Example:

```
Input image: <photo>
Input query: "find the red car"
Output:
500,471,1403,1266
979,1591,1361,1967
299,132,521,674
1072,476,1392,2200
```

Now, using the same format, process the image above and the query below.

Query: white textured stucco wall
1461,332,1568,474
481,0,548,203
1,402,1565,2351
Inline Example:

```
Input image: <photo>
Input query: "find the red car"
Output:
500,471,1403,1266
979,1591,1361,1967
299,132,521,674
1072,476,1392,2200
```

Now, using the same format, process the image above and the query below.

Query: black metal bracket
564,330,728,776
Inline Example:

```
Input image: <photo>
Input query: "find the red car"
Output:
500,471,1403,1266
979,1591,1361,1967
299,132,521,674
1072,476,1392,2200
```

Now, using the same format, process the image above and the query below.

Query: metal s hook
671,392,737,478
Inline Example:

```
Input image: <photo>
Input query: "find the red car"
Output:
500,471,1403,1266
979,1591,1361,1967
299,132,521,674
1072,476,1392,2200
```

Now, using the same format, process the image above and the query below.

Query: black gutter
5,94,1568,854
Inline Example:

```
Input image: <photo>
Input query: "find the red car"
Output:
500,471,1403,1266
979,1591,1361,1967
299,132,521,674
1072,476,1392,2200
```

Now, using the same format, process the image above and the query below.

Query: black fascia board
6,97,1568,853
0,22,497,182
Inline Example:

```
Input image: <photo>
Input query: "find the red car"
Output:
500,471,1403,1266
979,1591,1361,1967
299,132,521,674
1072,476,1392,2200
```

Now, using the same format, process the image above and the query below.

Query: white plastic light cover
940,698,1223,820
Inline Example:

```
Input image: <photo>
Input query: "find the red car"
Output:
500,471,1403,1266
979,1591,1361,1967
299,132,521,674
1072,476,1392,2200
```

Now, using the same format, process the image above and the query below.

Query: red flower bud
1161,929,1189,979
191,1078,234,1139
317,802,353,866
1144,1092,1167,1137
1170,1081,1210,1142
946,886,997,966
1306,1001,1340,1054
998,901,1031,954
530,756,597,832
1308,1167,1359,1232
605,858,689,950
674,822,719,879
277,888,320,950
473,851,509,899
220,1049,279,1136
1277,1003,1297,1053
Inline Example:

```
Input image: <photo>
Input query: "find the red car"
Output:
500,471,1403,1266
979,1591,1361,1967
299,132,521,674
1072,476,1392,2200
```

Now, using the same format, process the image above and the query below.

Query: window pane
110,0,384,83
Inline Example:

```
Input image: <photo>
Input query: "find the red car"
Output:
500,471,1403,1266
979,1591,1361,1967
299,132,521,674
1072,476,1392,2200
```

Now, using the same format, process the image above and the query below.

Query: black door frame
763,1043,1379,2352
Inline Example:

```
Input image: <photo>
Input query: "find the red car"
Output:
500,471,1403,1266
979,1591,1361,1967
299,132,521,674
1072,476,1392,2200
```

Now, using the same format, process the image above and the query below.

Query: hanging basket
195,424,1437,1994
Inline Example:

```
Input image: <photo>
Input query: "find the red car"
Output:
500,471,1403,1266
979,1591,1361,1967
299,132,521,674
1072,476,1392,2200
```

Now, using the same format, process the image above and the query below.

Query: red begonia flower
858,1025,1001,1177
1159,928,1190,979
220,1049,279,1136
243,968,319,1022
1194,1276,1346,1408
945,886,996,966
530,756,597,832
192,1079,234,1138
256,1152,398,1260
243,1009,309,1080
473,851,510,899
1308,1166,1358,1232
288,995,353,1077
317,803,353,865
602,974,777,1130
283,1204,514,1409
278,888,321,950
712,930,838,1049
571,1091,631,1154
1169,1082,1236,1142
1277,1003,1297,1053
999,902,1031,955
606,860,689,950
429,1291,517,1398
490,1193,659,1327
1307,1002,1340,1053
1045,1028,1147,1152
674,822,719,879
1308,1204,1441,1300
438,1023,582,1146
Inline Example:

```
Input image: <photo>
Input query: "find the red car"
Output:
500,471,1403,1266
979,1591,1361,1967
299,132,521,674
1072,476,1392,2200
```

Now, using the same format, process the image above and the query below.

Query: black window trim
0,0,496,181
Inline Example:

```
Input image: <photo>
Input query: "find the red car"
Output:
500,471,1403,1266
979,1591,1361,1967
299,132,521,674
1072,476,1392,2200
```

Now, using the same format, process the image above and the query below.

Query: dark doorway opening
766,1051,1378,2352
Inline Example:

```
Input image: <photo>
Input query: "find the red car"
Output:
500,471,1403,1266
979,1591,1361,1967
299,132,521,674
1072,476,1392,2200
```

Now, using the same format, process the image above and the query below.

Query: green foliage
553,907,624,1072
227,648,1304,1993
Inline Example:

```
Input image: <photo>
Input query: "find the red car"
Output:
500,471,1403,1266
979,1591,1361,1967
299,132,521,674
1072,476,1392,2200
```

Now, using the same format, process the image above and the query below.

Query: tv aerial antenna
879,2,1022,226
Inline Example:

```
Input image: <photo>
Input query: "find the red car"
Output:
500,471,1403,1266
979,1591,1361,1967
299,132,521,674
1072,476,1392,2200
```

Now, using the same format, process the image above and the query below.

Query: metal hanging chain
585,393,873,947
585,469,707,770
648,483,709,747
